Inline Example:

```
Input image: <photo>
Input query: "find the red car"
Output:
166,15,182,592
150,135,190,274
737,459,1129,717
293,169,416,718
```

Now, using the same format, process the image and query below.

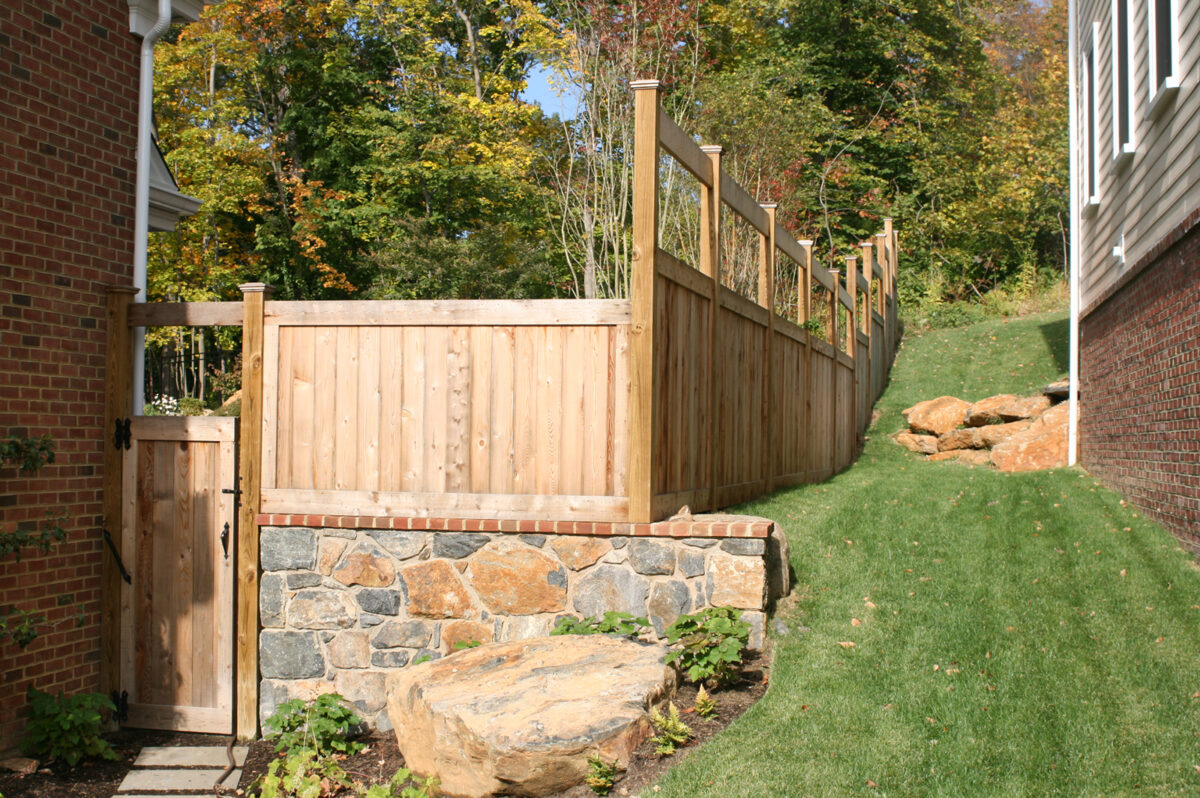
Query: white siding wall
1077,0,1200,312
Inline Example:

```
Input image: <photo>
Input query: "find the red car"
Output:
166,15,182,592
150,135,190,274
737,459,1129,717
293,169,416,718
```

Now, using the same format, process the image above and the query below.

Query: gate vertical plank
400,328,425,492
490,328,516,494
446,327,471,493
469,326,493,494
381,327,404,492
190,438,215,712
313,328,336,489
358,326,382,492
334,327,360,490
237,283,269,740
290,327,315,490
172,439,194,708
423,327,449,493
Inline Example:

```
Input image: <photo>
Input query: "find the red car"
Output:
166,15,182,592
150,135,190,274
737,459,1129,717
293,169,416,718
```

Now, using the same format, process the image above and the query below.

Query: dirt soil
0,653,768,798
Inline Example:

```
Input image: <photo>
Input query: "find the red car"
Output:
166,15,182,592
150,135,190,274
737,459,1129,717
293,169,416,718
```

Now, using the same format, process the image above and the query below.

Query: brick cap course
255,513,773,538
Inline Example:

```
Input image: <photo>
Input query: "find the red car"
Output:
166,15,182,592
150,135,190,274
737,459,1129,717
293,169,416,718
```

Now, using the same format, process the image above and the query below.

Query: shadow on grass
1040,315,1069,374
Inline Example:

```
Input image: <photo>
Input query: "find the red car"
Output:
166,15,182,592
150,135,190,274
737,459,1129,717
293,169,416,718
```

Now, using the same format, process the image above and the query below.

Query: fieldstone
690,577,709,608
287,590,357,630
647,581,691,636
891,431,939,454
766,525,792,603
682,538,718,548
979,419,1033,448
368,530,425,560
927,450,991,466
550,537,611,570
385,636,676,798
501,615,554,641
519,534,547,548
706,552,766,610
260,573,285,628
1043,377,1069,399
286,572,323,589
357,588,404,616
628,539,675,575
260,631,325,679
574,565,650,618
260,528,317,571
610,537,628,549
902,396,971,436
336,670,388,714
991,402,1068,472
360,613,384,628
742,610,766,650
322,527,358,539
962,394,1019,426
720,538,765,556
373,620,432,650
373,650,412,668
998,394,1052,421
432,533,491,560
678,548,705,578
332,543,396,588
469,539,567,615
328,631,370,669
937,428,985,451
399,560,473,619
317,537,350,576
442,620,494,653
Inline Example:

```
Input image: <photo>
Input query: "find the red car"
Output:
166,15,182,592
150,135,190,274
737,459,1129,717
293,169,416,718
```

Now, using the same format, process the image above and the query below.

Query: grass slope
656,309,1200,797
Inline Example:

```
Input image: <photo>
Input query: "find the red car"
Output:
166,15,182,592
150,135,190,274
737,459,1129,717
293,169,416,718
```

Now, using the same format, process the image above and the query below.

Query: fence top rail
658,108,714,187
718,171,772,236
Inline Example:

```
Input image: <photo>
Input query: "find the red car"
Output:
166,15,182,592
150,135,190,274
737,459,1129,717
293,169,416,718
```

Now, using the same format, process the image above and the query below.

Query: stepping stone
117,767,241,793
132,746,248,768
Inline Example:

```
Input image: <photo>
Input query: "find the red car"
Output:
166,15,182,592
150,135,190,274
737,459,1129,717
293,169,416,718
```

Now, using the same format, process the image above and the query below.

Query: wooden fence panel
807,345,837,481
772,327,807,483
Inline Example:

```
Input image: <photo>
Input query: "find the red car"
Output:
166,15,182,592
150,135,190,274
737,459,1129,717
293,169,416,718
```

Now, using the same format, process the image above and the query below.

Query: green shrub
263,693,365,756
663,607,751,688
252,750,439,798
550,611,650,638
648,702,692,756
693,685,718,719
176,397,207,416
584,755,617,795
21,688,119,767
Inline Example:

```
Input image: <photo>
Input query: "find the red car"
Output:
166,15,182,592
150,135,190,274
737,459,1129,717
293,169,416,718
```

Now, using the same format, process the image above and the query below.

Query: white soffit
128,0,209,37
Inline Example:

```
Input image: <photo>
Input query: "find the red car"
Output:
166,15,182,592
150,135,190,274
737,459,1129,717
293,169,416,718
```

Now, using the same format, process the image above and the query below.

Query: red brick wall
1080,210,1200,552
0,1,137,750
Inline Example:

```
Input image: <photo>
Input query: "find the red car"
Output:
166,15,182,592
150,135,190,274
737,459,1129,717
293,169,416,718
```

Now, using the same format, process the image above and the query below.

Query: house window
1111,0,1135,165
1083,33,1100,209
1148,0,1180,117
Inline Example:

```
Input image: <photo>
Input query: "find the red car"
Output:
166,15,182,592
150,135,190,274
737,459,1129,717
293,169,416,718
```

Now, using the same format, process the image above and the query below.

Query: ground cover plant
654,307,1200,795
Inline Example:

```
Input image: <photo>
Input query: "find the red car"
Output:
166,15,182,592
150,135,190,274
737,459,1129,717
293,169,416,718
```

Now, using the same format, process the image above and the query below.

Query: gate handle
220,522,230,560
102,529,132,584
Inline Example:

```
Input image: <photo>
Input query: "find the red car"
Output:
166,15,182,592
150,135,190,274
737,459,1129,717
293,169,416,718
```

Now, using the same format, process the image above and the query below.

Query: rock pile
893,383,1070,472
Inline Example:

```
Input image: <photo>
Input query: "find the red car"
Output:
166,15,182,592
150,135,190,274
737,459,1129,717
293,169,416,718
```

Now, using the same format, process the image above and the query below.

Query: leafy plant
648,702,692,757
1,434,54,473
0,607,45,649
263,693,365,756
253,749,351,798
452,639,482,650
364,768,440,798
550,611,650,638
21,688,119,767
800,318,824,335
664,607,751,688
694,685,718,719
584,755,617,795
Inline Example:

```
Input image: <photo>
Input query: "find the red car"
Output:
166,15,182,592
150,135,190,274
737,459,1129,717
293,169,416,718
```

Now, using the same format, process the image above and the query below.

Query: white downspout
1067,0,1081,466
132,0,174,415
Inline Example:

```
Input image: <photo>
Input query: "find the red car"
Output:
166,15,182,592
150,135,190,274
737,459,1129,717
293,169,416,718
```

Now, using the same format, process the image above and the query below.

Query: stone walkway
113,746,246,797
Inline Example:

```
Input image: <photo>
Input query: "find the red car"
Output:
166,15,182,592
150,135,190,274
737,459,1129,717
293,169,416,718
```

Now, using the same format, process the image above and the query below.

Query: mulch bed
0,653,768,798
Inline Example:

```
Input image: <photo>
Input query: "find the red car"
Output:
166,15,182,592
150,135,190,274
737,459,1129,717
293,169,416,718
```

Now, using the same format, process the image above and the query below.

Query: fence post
761,204,777,494
883,218,896,354
860,241,876,402
846,255,859,449
101,285,137,698
629,79,661,524
236,281,271,739
799,240,813,478
700,145,723,513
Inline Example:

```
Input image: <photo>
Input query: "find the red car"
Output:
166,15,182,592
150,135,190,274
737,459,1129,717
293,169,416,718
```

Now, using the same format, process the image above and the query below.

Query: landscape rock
332,544,396,587
766,525,791,602
991,402,1068,472
937,428,984,451
399,560,474,619
962,394,1019,426
468,538,568,615
706,552,766,610
385,636,676,798
902,396,971,436
647,580,691,636
1043,377,1069,400
927,450,991,466
441,620,494,653
978,419,1033,448
574,565,650,618
892,431,939,454
550,537,611,570
260,527,317,571
627,539,675,575
260,631,325,679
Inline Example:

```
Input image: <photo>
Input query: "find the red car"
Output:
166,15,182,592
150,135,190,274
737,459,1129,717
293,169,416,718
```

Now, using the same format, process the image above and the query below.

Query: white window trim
1147,0,1181,120
1111,0,1136,168
1083,23,1101,215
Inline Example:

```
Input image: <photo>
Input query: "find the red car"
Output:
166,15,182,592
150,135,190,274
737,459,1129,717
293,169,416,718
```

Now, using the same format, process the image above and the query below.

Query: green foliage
584,755,617,795
0,608,45,649
550,611,650,638
693,685,718,719
251,750,439,798
1,434,54,473
664,608,751,688
452,639,482,650
21,688,118,767
263,693,365,757
648,702,693,757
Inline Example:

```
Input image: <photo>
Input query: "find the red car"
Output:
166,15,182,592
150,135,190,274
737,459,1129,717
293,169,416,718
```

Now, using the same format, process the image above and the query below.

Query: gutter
132,0,174,415
1067,0,1081,466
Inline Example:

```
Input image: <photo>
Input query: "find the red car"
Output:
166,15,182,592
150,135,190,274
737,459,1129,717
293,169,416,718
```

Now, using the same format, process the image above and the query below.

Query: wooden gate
120,416,237,733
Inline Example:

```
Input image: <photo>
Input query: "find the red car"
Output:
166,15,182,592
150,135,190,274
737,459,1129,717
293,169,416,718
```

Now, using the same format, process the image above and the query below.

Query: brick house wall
1079,210,1200,553
0,1,137,750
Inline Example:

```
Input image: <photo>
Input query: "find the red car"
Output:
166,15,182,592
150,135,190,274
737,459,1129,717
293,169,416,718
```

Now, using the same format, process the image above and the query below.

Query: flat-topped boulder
902,396,971,436
385,636,676,798
990,402,1069,472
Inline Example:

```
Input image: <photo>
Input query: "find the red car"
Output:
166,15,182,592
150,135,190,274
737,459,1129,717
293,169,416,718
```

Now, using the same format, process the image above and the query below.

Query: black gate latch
110,690,128,724
113,418,131,450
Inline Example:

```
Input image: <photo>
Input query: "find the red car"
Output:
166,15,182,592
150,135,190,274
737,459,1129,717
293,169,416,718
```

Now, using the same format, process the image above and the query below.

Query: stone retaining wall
256,516,788,729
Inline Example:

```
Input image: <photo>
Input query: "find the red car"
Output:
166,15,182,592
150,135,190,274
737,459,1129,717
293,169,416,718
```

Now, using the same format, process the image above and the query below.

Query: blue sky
521,62,582,119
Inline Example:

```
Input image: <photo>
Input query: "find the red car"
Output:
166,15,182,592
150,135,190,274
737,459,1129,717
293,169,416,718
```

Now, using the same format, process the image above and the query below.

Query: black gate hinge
113,418,131,450
222,477,243,510
102,529,132,584
110,690,128,724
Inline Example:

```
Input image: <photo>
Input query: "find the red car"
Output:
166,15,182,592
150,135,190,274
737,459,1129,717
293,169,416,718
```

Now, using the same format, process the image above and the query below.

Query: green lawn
656,308,1200,797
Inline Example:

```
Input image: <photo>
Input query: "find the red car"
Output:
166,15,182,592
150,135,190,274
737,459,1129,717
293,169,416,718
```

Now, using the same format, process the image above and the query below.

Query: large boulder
386,636,675,798
892,431,939,454
978,419,1033,449
964,394,1050,426
990,403,1069,472
902,396,971,436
